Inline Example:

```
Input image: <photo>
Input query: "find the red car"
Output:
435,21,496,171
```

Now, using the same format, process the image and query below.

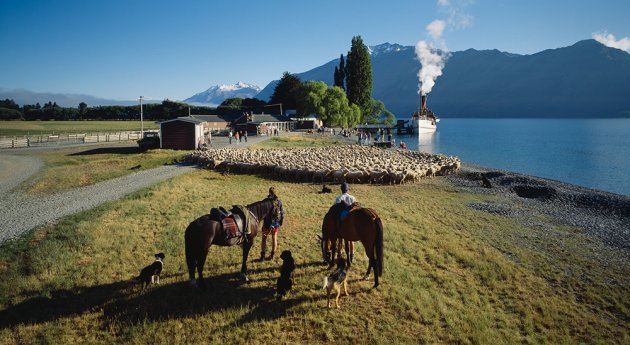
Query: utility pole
138,96,144,137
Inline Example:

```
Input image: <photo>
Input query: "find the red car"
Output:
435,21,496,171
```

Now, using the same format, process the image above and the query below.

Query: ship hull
412,118,437,133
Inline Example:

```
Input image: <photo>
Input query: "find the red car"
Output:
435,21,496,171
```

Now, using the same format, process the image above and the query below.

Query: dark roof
250,114,293,124
191,114,241,123
160,117,205,125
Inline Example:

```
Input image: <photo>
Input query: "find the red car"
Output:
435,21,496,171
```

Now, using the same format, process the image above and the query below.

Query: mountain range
256,40,630,118
183,81,261,106
0,88,161,108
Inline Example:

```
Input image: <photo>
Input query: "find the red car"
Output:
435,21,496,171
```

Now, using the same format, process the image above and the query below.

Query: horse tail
184,220,198,278
375,216,384,277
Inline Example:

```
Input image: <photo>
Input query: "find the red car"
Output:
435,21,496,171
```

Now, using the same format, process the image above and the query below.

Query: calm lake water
393,118,630,196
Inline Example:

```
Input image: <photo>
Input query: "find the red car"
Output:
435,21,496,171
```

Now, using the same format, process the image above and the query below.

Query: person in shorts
260,187,284,261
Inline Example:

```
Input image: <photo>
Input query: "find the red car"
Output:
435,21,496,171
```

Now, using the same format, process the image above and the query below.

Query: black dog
137,253,165,290
320,185,332,194
276,250,296,300
481,173,492,188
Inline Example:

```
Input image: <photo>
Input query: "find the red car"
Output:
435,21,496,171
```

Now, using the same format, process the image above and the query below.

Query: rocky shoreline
451,163,630,253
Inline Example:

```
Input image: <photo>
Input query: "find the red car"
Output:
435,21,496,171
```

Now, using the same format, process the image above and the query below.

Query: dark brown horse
320,206,384,288
185,198,280,288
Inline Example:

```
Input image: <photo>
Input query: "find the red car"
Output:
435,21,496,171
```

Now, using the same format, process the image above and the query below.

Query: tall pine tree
345,36,372,123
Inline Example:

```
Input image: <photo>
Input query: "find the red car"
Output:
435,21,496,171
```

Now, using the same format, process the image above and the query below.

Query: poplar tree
333,54,346,91
345,36,372,123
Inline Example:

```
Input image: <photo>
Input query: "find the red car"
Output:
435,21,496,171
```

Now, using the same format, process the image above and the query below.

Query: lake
392,118,630,196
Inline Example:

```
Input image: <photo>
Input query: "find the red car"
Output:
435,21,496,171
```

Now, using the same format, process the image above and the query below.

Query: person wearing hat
334,182,355,263
261,187,284,261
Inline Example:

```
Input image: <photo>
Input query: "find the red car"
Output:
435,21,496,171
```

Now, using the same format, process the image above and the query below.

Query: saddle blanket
222,217,242,240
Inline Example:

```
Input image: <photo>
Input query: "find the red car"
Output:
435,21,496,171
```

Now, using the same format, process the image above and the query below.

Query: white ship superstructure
411,95,439,134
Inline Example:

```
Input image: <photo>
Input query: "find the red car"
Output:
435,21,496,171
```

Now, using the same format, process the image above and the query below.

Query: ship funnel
421,94,427,111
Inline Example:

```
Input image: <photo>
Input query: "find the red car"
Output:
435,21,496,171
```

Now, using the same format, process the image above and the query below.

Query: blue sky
1,0,628,101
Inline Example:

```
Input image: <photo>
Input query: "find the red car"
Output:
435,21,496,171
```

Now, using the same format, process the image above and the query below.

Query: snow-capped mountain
184,81,261,106
367,42,409,55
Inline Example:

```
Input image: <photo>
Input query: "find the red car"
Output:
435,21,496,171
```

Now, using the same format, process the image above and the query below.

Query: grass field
0,138,628,344
20,145,186,195
0,120,160,137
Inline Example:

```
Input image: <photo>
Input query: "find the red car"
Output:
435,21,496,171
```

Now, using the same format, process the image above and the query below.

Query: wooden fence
0,131,143,149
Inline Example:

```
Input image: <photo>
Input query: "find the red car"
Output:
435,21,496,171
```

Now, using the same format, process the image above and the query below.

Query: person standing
229,130,233,144
261,187,284,261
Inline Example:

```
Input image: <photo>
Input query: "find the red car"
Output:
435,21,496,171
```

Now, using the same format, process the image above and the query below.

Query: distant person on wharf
235,131,240,144
261,187,284,261
229,130,233,144
334,182,355,263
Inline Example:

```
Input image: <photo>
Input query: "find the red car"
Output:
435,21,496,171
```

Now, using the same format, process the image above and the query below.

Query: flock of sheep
187,145,461,185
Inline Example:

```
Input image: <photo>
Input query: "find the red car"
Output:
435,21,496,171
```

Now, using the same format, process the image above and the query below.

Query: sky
1,0,629,102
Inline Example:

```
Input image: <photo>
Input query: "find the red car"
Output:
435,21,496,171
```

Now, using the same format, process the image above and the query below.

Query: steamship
411,94,439,134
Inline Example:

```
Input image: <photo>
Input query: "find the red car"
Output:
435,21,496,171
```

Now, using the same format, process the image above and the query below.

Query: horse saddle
209,207,245,240
221,214,244,240
209,206,230,221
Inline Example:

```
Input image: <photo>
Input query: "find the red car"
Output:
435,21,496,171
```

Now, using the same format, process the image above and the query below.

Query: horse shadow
0,264,324,329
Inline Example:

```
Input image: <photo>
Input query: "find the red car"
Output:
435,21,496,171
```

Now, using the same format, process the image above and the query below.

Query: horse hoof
363,275,371,281
239,273,250,283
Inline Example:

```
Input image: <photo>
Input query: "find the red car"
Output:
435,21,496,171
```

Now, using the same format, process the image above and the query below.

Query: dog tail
375,216,384,277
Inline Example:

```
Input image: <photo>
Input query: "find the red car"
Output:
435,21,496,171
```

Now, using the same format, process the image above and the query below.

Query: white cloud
427,20,446,41
592,31,630,53
438,0,473,29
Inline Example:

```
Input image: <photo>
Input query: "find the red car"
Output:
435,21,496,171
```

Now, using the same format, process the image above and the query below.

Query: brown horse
185,198,280,288
320,206,384,288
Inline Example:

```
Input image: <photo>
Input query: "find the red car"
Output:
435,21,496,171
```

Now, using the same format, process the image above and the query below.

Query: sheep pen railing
187,146,461,185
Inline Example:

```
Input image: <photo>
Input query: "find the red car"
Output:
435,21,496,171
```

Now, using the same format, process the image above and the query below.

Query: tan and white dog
323,257,349,308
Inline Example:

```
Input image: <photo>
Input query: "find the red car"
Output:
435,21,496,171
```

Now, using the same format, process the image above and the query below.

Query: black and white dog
137,253,165,289
276,250,296,300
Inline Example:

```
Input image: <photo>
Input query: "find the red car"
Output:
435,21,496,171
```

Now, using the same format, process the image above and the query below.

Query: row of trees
0,98,266,121
268,36,395,127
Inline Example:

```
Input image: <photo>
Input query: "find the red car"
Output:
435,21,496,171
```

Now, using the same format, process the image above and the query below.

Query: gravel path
0,133,279,243
0,163,196,242
0,154,43,196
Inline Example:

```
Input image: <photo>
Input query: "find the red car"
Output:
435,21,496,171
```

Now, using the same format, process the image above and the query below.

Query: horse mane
247,197,273,209
247,198,274,217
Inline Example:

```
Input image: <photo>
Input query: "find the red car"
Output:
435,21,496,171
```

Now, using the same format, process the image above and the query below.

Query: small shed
160,117,206,150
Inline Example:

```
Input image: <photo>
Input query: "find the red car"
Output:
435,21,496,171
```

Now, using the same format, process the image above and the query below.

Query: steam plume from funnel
415,0,473,95
416,40,447,95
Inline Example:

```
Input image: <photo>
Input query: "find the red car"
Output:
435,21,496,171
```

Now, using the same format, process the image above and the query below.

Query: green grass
0,120,159,137
0,168,628,344
20,145,185,195
249,134,350,148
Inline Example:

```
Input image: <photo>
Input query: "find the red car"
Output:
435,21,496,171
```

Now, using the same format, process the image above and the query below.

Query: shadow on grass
0,262,325,329
67,146,142,156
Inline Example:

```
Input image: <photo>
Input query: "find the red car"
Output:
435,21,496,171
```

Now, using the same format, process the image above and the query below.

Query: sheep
187,144,461,185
